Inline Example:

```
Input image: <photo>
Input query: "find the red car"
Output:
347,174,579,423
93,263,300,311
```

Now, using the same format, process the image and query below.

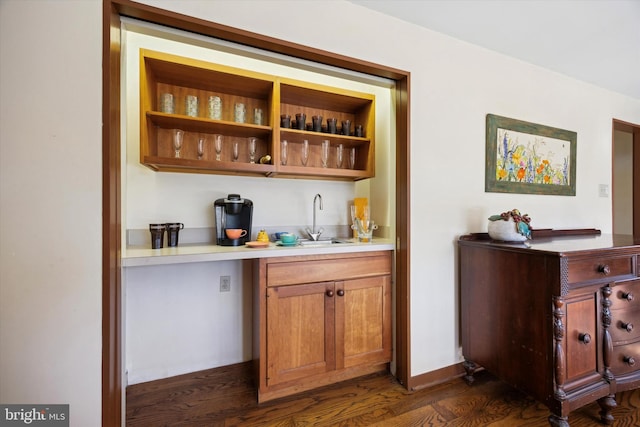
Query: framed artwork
485,114,577,196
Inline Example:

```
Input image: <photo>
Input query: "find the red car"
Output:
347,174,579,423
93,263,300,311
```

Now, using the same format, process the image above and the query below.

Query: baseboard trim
406,362,465,391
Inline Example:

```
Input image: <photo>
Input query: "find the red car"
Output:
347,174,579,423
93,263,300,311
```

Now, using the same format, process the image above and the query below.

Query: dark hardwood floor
126,362,640,426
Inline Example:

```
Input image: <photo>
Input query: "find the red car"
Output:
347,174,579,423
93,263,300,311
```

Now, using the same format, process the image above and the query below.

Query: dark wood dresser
459,232,640,426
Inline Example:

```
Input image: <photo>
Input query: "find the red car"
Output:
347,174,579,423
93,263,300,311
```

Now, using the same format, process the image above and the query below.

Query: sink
298,238,350,246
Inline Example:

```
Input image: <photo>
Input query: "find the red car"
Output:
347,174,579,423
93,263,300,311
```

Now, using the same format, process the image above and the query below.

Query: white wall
0,0,102,425
2,0,640,423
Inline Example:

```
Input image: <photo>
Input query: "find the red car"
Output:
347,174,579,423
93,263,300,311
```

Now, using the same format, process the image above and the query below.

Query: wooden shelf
139,49,376,181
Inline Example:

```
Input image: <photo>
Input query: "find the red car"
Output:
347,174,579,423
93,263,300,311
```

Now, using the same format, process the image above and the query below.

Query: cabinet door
565,294,599,389
266,282,335,386
336,276,392,370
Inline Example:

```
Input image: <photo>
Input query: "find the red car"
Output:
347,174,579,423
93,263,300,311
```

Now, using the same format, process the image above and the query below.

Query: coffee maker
214,194,253,246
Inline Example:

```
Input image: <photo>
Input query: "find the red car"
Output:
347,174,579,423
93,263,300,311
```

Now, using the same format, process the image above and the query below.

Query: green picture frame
485,114,577,196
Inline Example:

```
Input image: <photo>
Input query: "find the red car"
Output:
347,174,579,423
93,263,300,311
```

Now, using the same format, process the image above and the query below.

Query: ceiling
349,0,640,100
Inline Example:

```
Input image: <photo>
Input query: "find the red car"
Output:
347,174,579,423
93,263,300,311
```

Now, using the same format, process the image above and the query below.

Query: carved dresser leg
548,413,569,427
597,394,617,425
462,360,479,385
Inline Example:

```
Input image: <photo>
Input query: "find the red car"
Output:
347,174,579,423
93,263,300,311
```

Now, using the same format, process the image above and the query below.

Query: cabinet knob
579,333,591,344
622,292,635,301
598,264,611,275
624,356,636,366
337,289,345,297
326,290,334,297
622,322,634,332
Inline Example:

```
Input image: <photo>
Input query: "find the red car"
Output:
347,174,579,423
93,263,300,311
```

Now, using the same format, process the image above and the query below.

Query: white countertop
122,238,395,267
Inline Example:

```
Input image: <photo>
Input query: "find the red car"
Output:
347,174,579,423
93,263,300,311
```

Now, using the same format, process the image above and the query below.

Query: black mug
149,224,166,249
165,222,184,247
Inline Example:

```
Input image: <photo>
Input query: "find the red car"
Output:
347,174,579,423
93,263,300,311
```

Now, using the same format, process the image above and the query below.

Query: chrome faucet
306,193,324,241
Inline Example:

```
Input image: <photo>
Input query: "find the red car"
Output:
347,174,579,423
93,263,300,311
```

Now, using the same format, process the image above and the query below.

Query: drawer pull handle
622,322,634,332
326,290,334,297
624,356,636,366
579,333,591,344
622,292,635,301
337,289,345,297
598,264,611,275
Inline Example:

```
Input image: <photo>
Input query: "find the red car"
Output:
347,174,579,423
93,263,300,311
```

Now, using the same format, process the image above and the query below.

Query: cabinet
458,233,640,426
253,251,392,402
139,49,375,180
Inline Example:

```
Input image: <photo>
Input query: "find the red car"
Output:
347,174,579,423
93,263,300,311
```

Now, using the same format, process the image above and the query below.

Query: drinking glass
232,141,239,162
173,129,184,158
197,136,205,160
321,140,330,168
281,139,288,165
248,137,257,163
301,140,309,166
214,134,223,161
336,144,344,168
349,147,356,169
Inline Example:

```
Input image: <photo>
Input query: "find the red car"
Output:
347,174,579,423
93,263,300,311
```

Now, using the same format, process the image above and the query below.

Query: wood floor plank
126,362,640,426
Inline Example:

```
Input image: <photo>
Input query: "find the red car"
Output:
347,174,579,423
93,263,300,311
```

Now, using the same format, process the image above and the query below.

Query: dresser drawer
610,280,640,311
568,255,634,284
610,308,640,344
611,341,640,376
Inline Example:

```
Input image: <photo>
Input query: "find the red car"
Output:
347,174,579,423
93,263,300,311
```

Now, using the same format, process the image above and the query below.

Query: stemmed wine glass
173,129,184,158
232,141,239,162
321,140,330,168
336,144,344,168
301,140,309,166
248,137,257,164
281,140,288,165
197,136,205,160
214,134,223,161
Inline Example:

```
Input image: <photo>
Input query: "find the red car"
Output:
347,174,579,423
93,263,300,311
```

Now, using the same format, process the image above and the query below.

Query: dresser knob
622,322,634,332
326,290,334,297
622,292,634,301
579,333,591,344
337,289,345,297
624,356,636,366
598,264,611,275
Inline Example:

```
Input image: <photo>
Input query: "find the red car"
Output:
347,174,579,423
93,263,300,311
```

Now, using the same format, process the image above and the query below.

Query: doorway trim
102,1,410,424
613,119,640,236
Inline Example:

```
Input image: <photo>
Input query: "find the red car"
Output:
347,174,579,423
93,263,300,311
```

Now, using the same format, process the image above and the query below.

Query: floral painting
485,114,576,196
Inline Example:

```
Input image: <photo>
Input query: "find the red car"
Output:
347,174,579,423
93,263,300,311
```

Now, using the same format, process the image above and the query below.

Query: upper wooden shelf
139,49,376,181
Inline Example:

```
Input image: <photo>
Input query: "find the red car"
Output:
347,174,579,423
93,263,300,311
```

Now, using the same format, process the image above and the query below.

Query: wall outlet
220,275,231,292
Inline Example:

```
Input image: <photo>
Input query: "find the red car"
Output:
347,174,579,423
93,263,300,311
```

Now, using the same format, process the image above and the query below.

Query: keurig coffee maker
214,194,253,246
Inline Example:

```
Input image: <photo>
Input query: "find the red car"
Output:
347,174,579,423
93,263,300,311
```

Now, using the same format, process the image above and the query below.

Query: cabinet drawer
611,308,640,344
568,255,634,284
611,341,640,376
266,253,391,287
610,280,640,311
